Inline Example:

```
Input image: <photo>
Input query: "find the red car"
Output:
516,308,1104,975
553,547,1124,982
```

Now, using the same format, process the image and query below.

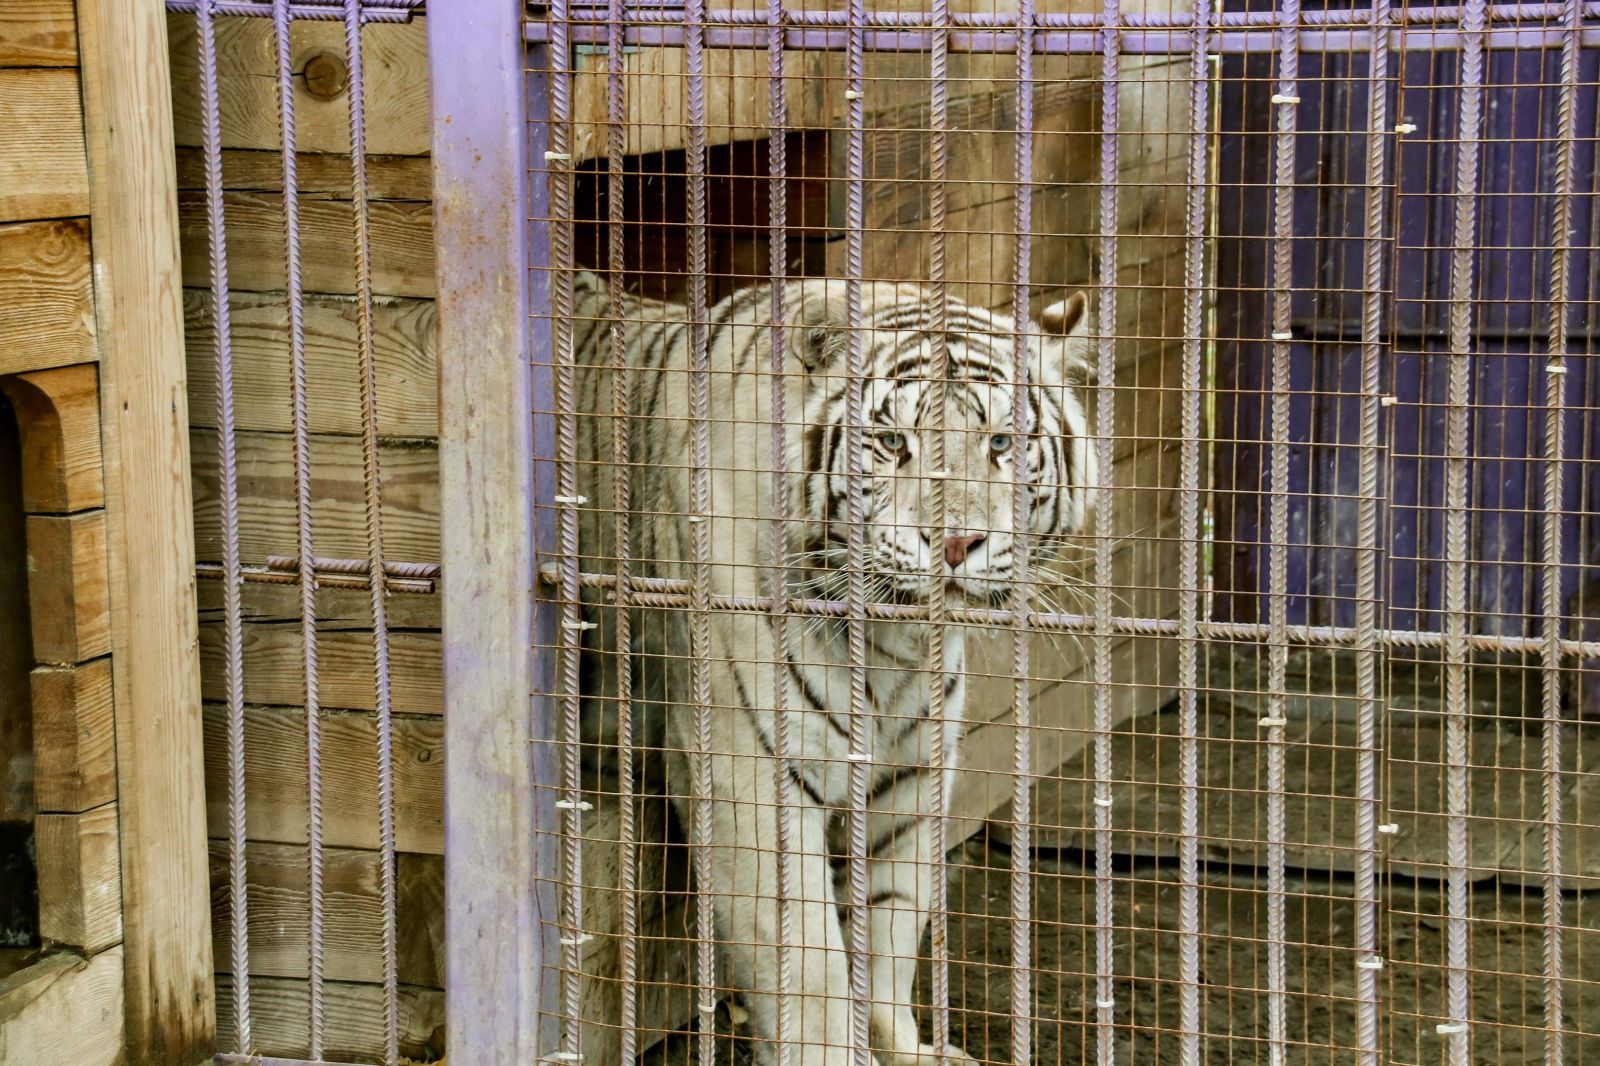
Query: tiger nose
944,533,986,568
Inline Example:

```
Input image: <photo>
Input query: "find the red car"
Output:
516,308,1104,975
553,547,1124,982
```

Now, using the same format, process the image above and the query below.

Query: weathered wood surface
0,364,106,514
0,0,78,67
184,291,437,438
213,973,443,1063
79,0,215,1052
26,510,110,664
198,622,442,716
36,803,122,953
202,704,442,853
168,15,431,156
0,947,125,1066
0,68,89,223
31,659,117,815
197,577,441,630
189,428,439,563
177,191,436,298
0,219,97,377
175,146,432,201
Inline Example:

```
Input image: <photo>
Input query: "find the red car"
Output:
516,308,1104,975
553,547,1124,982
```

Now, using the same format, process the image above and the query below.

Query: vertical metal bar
603,0,641,1061
683,1,718,1063
1538,0,1582,1059
1008,2,1037,1063
1177,4,1212,1064
924,0,953,1055
1442,0,1488,1061
195,0,251,1054
842,0,874,1061
428,2,545,1061
765,5,798,1065
1264,0,1300,1059
1353,0,1392,1061
1091,3,1121,1063
338,5,400,1060
269,0,325,1055
545,0,587,1058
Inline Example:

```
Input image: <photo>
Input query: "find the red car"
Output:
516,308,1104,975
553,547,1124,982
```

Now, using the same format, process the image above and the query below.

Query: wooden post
75,0,216,1061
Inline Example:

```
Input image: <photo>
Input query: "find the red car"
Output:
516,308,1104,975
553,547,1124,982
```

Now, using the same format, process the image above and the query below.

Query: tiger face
795,284,1097,606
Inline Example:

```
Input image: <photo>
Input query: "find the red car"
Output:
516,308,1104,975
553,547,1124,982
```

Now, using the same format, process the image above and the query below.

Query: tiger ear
1037,290,1096,385
790,286,849,373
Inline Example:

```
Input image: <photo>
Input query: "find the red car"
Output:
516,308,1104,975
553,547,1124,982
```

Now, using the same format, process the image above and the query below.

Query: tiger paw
886,1044,982,1066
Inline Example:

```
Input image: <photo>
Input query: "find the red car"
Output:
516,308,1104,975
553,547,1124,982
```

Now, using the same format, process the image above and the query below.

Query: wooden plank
214,974,444,1063
206,841,442,987
26,511,110,664
0,219,96,377
177,191,436,298
167,14,431,156
0,0,78,66
174,147,433,201
190,428,439,564
184,290,438,438
77,0,215,1056
197,576,442,630
0,69,89,222
198,622,442,716
202,704,443,854
31,659,117,815
0,363,105,515
0,948,124,1066
36,803,122,952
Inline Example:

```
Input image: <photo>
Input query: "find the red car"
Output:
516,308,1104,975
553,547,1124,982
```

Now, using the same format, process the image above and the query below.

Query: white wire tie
687,515,706,524
1546,363,1568,375
928,470,950,479
562,619,598,631
845,751,872,762
698,999,719,1015
1380,395,1398,406
545,1053,581,1063
1271,93,1300,104
555,799,593,811
1395,122,1417,134
554,494,588,505
1377,822,1399,835
1271,331,1294,342
1092,795,1113,808
1356,956,1384,971
844,89,862,100
559,933,594,946
1435,1022,1468,1036
1096,998,1116,1010
544,151,573,162
1258,716,1288,728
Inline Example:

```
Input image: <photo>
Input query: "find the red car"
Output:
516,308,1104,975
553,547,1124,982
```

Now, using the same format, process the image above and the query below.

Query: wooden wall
0,3,127,1064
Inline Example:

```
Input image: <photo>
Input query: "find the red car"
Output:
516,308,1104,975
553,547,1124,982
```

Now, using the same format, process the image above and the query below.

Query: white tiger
571,270,1096,1066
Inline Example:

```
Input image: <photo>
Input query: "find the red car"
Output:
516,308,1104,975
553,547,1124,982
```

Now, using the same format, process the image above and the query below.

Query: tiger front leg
674,743,858,1066
862,768,980,1066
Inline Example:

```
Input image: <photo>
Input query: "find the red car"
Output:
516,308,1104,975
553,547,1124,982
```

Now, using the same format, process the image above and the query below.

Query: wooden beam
0,68,89,222
25,511,110,664
76,0,215,1057
0,948,124,1066
177,191,436,298
174,147,433,202
36,803,122,953
0,219,97,378
0,0,78,67
202,704,443,854
213,974,444,1063
197,622,442,716
167,14,431,156
184,291,438,439
189,428,440,564
31,659,117,814
0,363,105,515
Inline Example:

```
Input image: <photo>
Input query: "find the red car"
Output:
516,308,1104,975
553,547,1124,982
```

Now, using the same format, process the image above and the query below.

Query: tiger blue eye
878,432,907,453
989,434,1013,454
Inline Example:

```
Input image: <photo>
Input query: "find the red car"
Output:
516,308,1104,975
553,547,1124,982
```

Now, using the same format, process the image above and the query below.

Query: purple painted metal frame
427,3,557,1065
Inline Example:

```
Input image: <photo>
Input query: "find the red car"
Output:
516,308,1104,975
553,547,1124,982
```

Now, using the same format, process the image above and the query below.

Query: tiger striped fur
571,270,1096,1066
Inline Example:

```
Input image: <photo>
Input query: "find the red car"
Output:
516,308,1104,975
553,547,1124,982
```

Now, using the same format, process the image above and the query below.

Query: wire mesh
529,3,1599,1066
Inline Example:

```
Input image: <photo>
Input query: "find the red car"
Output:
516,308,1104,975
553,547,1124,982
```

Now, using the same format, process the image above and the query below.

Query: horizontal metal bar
196,561,436,594
215,1056,385,1066
526,20,1600,52
262,554,440,580
537,566,1600,659
165,0,419,20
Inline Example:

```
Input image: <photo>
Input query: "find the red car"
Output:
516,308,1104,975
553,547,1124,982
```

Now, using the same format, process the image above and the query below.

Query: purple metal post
194,0,251,1054
427,3,549,1064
